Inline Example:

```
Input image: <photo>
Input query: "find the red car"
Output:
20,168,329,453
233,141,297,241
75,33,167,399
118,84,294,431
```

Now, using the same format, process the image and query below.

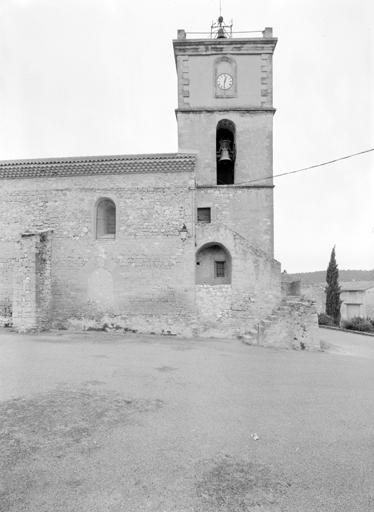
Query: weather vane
211,1,233,39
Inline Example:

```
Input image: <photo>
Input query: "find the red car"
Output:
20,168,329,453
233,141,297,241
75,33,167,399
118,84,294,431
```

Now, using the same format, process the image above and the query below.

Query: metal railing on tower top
178,18,272,40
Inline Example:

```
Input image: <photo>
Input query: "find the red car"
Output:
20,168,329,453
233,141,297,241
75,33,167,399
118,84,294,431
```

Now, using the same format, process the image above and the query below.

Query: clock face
216,73,233,90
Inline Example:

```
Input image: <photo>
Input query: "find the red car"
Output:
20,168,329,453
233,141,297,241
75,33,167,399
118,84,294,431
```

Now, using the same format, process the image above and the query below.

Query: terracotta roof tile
0,153,196,180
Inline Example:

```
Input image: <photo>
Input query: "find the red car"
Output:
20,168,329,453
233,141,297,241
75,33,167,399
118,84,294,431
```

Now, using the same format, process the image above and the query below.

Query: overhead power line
235,148,374,186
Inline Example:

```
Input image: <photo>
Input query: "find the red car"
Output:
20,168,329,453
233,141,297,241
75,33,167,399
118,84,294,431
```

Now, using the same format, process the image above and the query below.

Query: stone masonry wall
35,230,53,330
196,223,281,337
0,170,196,335
258,299,320,350
12,235,37,332
12,230,53,332
196,284,232,337
196,186,274,258
177,111,274,189
281,279,301,297
300,282,326,313
0,241,14,319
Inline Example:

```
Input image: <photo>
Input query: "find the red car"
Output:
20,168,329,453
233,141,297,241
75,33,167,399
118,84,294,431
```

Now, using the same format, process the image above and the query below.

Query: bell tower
173,19,277,257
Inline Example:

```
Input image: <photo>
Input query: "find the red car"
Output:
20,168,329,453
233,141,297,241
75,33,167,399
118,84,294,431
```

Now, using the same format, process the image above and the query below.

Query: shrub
318,313,336,326
342,316,374,333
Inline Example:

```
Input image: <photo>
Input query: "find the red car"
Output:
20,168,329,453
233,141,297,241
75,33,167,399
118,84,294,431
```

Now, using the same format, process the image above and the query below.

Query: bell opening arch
216,119,236,185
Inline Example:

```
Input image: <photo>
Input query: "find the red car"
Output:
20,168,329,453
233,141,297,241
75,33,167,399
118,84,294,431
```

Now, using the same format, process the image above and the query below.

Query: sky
0,0,373,273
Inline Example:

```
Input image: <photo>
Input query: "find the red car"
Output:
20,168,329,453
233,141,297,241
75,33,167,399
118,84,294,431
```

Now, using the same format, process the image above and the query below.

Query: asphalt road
0,327,373,511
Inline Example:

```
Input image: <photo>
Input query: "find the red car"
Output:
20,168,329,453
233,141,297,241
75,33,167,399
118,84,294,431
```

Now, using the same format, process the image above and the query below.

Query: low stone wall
281,279,301,297
258,299,320,350
300,282,326,313
58,311,197,338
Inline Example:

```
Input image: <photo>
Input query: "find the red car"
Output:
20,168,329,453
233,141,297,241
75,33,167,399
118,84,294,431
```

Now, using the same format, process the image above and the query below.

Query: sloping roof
0,153,196,180
340,281,374,292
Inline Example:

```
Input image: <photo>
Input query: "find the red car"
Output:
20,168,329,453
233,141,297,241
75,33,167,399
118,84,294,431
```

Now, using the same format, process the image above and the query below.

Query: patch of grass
0,387,163,510
196,455,290,510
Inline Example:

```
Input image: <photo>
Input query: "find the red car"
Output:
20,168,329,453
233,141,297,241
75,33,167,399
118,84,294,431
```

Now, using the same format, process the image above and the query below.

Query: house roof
0,153,196,180
340,281,374,292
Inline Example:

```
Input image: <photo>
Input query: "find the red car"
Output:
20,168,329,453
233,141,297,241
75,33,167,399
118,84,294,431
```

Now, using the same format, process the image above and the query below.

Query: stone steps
240,297,319,350
241,304,288,346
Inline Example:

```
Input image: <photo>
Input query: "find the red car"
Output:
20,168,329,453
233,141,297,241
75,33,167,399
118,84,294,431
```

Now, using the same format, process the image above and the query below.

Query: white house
340,281,374,321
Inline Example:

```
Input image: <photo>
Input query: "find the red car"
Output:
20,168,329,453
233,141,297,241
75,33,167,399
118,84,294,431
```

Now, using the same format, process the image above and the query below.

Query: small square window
215,261,226,278
197,207,211,223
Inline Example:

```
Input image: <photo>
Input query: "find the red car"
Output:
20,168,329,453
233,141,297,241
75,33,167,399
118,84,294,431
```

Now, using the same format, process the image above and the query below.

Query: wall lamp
179,223,188,241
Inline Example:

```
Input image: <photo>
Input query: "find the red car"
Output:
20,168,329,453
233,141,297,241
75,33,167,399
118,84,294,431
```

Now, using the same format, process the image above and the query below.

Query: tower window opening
216,120,236,185
197,207,211,223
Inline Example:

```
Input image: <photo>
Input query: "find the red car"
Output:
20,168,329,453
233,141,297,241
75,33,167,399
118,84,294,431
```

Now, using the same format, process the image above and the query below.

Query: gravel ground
0,327,373,511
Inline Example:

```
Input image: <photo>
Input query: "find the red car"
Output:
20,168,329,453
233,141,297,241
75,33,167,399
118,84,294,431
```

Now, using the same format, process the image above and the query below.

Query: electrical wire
234,148,374,186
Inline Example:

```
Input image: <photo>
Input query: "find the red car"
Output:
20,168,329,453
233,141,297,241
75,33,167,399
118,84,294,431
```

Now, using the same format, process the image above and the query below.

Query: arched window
96,199,116,239
216,119,236,185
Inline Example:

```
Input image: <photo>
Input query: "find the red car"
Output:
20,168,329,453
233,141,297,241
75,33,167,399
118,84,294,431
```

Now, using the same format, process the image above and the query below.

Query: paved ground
0,327,373,512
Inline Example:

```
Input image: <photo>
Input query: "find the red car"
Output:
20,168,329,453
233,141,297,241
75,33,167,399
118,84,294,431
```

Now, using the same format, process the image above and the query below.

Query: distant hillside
287,270,374,284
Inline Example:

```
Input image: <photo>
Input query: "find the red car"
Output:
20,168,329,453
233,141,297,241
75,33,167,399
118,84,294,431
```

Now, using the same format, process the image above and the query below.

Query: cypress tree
325,246,343,325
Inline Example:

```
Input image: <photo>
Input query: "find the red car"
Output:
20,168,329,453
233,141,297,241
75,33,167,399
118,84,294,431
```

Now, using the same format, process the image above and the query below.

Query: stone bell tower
173,18,277,258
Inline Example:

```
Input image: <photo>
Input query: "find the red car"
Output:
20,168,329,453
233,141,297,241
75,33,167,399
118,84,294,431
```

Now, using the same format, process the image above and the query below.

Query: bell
217,28,226,39
219,148,231,161
219,139,232,161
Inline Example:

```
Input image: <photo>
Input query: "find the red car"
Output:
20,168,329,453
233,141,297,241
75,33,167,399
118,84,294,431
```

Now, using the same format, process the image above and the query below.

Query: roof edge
0,152,196,168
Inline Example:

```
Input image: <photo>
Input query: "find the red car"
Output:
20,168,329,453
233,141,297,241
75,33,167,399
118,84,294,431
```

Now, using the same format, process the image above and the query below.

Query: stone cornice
196,184,274,189
176,107,276,115
173,38,277,62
